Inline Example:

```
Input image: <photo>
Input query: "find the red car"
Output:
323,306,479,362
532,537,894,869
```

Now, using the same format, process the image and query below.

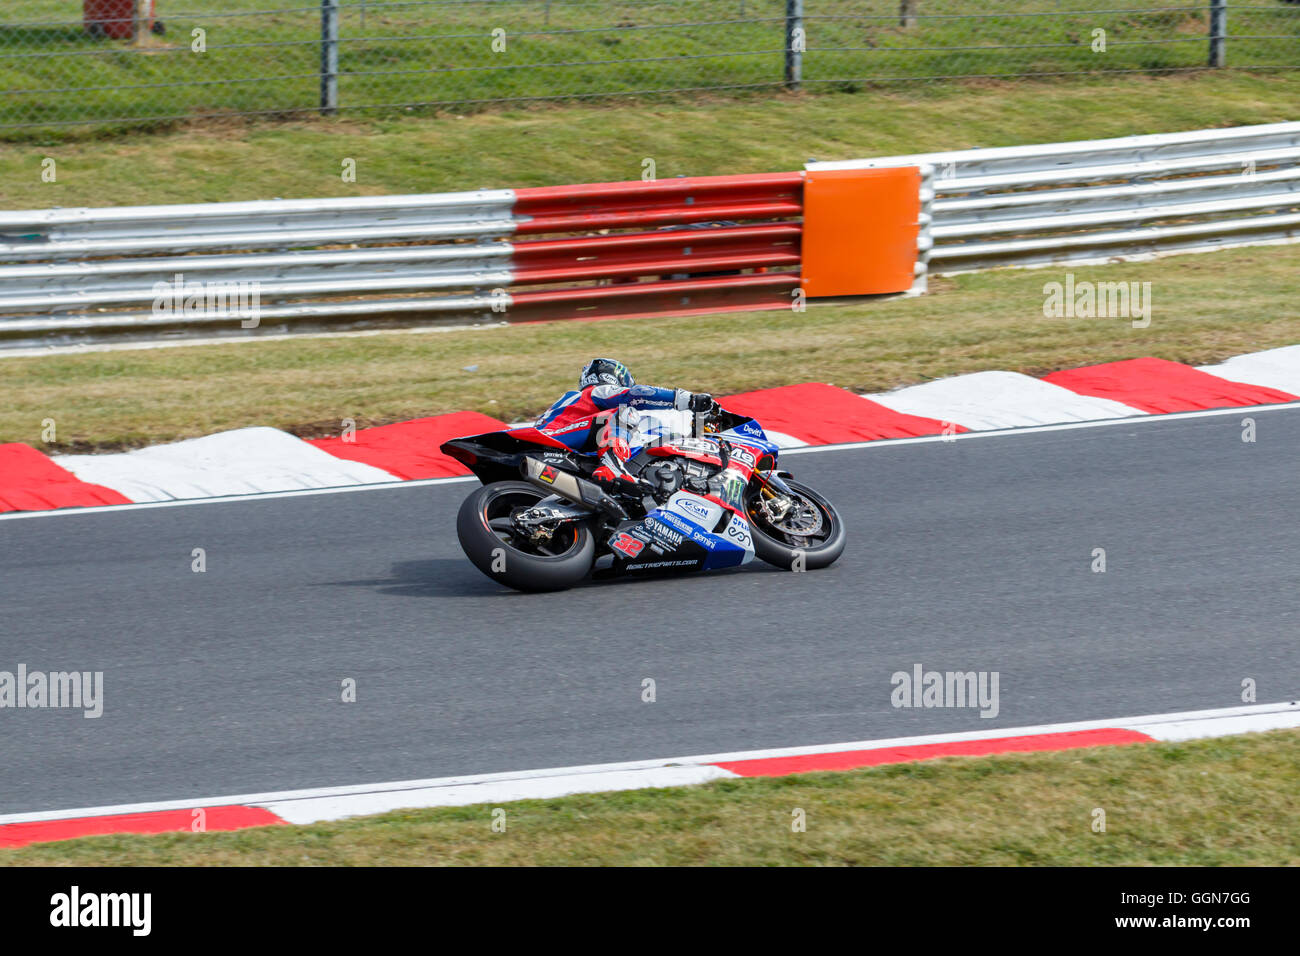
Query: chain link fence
1,1,1296,133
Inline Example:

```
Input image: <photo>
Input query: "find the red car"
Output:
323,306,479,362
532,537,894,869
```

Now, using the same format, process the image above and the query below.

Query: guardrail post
784,0,804,90
1208,0,1227,68
913,164,933,295
320,0,340,115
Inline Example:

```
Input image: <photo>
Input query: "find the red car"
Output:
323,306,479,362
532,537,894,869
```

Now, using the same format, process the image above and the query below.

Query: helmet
579,358,634,390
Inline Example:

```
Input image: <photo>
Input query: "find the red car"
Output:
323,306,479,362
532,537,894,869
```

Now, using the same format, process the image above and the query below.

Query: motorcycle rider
536,358,716,488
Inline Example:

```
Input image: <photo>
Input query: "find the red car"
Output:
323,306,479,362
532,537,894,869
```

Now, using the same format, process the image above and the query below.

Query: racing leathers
535,383,706,487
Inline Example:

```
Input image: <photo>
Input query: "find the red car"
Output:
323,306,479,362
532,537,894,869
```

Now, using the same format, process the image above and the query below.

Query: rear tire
746,479,846,571
456,481,595,592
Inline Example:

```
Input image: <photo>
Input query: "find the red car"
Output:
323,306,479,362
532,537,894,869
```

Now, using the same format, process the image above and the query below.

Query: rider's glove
593,463,639,487
688,392,716,413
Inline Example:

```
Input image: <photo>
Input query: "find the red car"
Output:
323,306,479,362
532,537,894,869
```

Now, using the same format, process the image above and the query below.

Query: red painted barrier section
716,728,1154,777
512,224,800,284
0,443,131,513
1044,357,1298,413
0,805,285,849
513,173,804,235
506,175,805,323
509,273,799,323
720,383,965,444
309,412,509,480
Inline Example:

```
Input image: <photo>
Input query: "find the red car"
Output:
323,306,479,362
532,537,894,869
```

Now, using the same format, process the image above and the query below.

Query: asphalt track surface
3,406,1299,814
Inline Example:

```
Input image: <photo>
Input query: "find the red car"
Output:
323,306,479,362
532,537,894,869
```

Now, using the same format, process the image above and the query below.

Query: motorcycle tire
746,478,846,571
456,481,595,592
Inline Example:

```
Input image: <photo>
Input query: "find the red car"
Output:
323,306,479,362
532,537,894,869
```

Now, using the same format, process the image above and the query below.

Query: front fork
749,469,798,522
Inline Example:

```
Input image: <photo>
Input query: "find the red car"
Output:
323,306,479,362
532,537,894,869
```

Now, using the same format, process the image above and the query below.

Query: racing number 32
611,533,645,558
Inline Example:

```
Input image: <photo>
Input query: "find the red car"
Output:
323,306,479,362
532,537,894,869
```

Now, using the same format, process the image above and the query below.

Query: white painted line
864,370,1146,430
781,399,1300,456
2,701,1293,826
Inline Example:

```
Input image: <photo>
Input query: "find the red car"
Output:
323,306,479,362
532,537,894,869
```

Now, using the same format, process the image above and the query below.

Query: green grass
4,729,1298,865
0,0,1296,134
3,70,1298,206
1,72,1297,451
3,242,1298,452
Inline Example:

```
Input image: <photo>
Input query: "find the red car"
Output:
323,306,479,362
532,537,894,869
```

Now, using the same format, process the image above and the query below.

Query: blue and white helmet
580,358,634,390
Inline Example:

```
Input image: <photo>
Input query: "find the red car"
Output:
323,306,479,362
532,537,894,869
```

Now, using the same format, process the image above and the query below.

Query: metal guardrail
5,122,1299,353
0,176,803,352
808,121,1300,275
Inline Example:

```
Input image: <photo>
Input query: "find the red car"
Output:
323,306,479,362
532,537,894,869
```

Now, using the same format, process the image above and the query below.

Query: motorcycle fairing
716,418,781,458
608,491,754,575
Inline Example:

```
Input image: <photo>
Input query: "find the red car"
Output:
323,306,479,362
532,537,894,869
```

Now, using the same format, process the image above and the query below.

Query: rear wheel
746,478,846,570
456,481,595,592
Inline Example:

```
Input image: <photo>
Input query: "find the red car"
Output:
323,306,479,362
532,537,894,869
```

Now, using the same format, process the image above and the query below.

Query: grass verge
2,71,1298,451
4,729,1297,866
2,242,1297,452
2,71,1299,207
2,0,1295,135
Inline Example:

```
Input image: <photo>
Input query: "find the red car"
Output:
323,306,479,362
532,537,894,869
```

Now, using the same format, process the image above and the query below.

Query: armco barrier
5,122,1296,353
808,121,1300,276
0,170,920,352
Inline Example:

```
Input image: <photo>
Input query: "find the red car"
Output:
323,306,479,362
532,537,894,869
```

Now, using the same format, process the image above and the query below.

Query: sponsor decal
725,516,752,548
627,559,700,570
691,531,718,551
645,519,684,548
550,418,592,435
676,497,712,520
653,511,699,537
538,465,558,484
720,474,747,504
610,532,645,558
728,445,757,467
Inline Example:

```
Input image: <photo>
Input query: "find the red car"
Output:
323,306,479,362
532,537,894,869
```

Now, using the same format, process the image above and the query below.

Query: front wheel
456,481,595,592
745,478,846,571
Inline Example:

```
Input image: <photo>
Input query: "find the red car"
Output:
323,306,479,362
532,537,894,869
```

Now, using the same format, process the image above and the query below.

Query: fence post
321,0,340,115
784,0,804,90
132,0,148,43
1208,0,1227,68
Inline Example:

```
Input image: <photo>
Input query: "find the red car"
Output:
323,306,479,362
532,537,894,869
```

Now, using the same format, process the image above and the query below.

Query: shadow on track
324,557,775,599
324,559,508,598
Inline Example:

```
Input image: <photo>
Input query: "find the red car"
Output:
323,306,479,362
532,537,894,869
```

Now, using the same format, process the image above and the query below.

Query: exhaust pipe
520,457,628,520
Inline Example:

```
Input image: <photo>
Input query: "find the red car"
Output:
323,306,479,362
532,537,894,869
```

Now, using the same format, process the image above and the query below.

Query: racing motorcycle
440,404,846,592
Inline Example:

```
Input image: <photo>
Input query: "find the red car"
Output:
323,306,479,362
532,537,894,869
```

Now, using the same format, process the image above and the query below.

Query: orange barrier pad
801,166,921,298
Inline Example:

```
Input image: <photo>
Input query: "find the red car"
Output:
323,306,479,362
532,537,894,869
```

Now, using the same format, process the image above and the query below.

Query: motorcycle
440,404,846,592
